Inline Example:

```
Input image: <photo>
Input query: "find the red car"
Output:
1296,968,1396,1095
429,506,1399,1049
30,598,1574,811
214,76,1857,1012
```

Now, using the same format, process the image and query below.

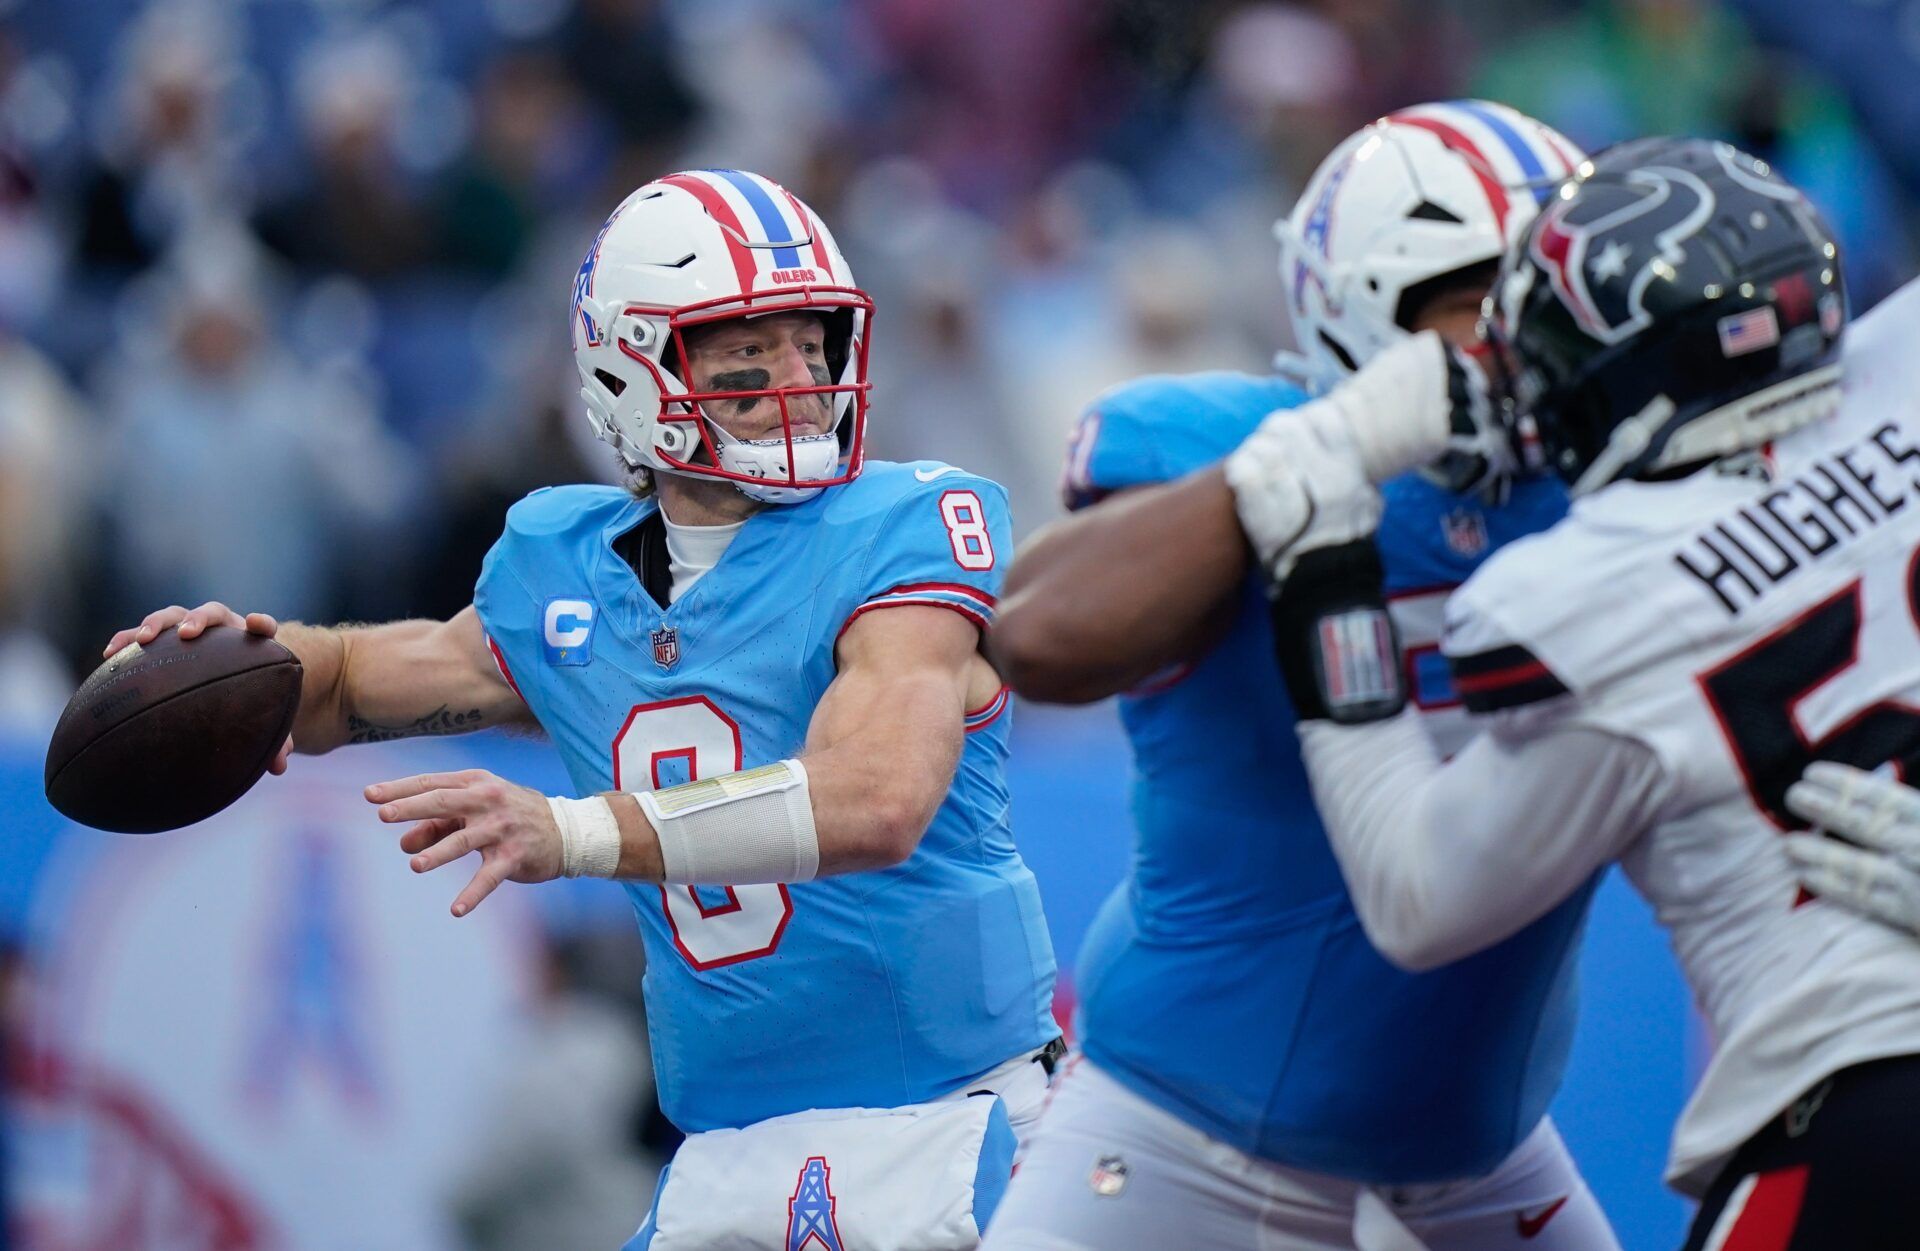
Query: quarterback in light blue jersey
987,104,1621,1250
106,169,1057,1251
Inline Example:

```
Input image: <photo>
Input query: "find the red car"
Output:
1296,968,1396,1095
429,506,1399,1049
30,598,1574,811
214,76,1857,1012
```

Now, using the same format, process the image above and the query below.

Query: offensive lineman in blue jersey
987,104,1620,1249
104,170,1058,1251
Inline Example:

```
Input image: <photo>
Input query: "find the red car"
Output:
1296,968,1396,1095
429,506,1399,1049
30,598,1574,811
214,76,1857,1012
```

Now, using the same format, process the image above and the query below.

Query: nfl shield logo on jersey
786,1157,845,1251
1442,507,1489,558
1089,1154,1129,1197
651,625,680,670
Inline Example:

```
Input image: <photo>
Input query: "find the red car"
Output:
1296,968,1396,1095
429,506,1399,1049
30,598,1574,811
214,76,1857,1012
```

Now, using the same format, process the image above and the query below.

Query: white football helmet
571,169,871,504
1276,100,1586,392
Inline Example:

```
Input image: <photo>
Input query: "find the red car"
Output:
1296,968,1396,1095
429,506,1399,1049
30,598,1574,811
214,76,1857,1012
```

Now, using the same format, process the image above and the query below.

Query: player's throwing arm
103,598,984,917
101,601,532,768
375,602,982,915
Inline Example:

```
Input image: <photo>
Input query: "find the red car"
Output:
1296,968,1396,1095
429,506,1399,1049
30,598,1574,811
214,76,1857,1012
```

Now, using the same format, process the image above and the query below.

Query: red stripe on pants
1723,1165,1810,1251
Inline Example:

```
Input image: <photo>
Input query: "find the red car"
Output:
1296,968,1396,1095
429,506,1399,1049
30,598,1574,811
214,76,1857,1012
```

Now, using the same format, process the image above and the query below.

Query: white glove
1225,330,1517,576
1784,761,1920,937
1319,329,1458,483
1335,330,1515,501
1223,401,1381,579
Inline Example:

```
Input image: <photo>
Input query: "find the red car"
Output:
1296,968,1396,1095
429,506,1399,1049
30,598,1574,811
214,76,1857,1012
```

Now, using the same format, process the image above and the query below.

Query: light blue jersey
1060,373,1597,1184
474,463,1056,1133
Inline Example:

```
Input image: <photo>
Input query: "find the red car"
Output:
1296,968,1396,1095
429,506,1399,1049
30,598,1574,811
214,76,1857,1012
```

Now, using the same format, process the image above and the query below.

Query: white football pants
981,1057,1621,1251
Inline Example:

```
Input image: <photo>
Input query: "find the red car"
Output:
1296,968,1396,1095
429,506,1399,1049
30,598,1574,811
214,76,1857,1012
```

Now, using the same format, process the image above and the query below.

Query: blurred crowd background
6,0,1920,702
0,0,1912,1246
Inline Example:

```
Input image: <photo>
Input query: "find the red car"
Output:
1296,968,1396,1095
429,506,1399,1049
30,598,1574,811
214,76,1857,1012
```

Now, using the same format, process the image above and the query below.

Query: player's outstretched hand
102,601,293,775
1785,762,1920,937
367,769,565,917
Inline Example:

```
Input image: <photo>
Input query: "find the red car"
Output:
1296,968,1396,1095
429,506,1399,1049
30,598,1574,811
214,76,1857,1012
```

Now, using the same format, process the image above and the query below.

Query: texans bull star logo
1530,164,1715,346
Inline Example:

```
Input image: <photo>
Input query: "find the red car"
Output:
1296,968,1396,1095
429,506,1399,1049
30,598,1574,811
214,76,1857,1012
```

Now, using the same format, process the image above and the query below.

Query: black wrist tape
1268,541,1408,724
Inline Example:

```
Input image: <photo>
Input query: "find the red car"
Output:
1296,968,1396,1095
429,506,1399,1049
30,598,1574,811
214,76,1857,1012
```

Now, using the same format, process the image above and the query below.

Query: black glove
1268,540,1408,724
1422,344,1514,505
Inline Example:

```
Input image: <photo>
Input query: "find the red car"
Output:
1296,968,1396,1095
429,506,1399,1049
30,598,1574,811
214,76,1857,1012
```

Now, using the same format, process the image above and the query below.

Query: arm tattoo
346,705,487,745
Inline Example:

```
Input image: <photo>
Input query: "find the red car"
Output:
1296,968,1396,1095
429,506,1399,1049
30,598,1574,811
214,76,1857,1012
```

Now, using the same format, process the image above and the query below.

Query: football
44,626,303,834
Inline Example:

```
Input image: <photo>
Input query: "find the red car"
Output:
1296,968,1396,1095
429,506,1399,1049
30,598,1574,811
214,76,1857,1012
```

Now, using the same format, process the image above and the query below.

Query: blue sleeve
1061,399,1171,509
472,517,535,704
842,471,1010,638
1061,373,1312,510
471,485,614,705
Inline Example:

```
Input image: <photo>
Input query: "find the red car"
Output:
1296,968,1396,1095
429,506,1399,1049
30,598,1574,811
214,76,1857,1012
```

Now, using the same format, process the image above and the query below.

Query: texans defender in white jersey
988,103,1617,1250
1244,138,1920,1249
103,169,1060,1251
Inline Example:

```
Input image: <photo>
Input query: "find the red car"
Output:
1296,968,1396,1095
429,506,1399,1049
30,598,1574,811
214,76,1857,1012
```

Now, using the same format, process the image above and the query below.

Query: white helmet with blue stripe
571,168,871,503
1275,100,1586,393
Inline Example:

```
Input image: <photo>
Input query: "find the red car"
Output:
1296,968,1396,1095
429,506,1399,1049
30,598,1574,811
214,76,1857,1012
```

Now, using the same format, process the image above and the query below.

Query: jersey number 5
611,696,793,970
1700,551,1920,829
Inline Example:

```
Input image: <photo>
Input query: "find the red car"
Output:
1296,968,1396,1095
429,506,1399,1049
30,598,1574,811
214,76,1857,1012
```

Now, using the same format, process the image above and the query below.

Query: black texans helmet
1487,137,1846,494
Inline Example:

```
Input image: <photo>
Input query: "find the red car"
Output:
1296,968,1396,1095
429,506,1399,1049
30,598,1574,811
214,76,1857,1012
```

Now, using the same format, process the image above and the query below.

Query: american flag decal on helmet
1718,306,1781,357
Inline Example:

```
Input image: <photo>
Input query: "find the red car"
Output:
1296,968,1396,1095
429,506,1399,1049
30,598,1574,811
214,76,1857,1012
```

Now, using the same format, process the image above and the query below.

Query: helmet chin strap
1569,363,1844,496
702,413,844,505
1271,348,1339,397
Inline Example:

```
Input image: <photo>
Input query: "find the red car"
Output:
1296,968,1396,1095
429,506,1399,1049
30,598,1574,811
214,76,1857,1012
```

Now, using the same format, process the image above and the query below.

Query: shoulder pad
824,460,1002,521
1443,499,1687,712
1441,526,1581,712
501,483,636,537
1376,472,1569,595
1850,275,1920,362
1093,371,1309,423
1064,371,1310,506
829,461,1009,628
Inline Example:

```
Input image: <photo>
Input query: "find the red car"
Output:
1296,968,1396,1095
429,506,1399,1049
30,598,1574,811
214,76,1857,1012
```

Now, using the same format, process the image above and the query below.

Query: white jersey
1442,277,1920,1193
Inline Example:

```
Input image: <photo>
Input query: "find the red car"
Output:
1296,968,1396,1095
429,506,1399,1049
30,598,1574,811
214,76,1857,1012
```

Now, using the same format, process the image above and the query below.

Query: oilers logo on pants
787,1157,845,1251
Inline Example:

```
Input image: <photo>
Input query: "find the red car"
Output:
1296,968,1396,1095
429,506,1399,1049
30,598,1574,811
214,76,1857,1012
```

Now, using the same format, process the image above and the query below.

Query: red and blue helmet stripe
1448,99,1552,201
1387,100,1582,230
705,168,807,269
659,169,838,291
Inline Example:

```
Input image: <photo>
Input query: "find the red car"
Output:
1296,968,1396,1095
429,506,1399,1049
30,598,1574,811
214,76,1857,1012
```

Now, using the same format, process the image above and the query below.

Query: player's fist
102,602,293,775
1785,762,1920,937
1430,342,1514,502
1224,403,1381,580
367,769,566,917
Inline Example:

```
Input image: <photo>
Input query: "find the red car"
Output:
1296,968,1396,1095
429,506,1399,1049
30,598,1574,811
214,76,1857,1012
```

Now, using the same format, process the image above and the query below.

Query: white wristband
638,759,819,885
548,795,622,879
